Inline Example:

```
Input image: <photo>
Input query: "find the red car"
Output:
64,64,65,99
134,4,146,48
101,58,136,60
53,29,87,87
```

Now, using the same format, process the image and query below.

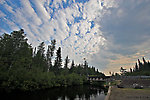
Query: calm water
2,85,108,100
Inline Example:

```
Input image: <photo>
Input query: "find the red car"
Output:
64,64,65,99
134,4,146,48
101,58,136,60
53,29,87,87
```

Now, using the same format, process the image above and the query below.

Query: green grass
109,87,150,100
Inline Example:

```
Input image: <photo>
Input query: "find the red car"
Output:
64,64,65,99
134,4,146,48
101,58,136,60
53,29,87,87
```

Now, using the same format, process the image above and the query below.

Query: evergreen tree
54,47,62,70
138,59,143,71
46,39,56,71
37,42,45,57
0,29,32,70
70,60,75,73
148,61,150,68
71,60,75,69
97,69,99,73
135,62,138,71
84,59,88,68
83,59,88,75
34,42,47,71
64,55,69,69
142,57,148,70
0,33,13,69
143,57,147,64
130,68,133,73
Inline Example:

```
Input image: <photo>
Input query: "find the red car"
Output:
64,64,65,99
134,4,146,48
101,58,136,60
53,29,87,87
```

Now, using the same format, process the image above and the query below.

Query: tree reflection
2,85,108,100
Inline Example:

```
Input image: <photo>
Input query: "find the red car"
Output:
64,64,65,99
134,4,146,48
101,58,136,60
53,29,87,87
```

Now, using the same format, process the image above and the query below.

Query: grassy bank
108,87,150,100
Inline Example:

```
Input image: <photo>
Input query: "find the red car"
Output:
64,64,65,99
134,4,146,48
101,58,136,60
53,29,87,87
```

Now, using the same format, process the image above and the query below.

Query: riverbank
107,86,150,100
104,86,112,100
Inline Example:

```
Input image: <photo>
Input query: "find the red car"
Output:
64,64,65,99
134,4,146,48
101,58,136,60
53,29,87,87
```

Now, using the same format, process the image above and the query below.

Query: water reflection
2,85,108,100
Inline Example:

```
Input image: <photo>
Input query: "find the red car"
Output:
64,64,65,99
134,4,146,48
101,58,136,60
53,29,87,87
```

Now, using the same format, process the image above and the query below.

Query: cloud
98,0,150,74
0,0,5,4
0,10,6,17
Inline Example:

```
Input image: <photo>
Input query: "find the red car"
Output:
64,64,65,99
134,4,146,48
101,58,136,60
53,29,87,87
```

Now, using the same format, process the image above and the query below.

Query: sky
0,0,150,75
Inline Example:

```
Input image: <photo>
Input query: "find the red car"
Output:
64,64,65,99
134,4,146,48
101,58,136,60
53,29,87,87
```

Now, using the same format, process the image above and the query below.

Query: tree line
0,29,104,92
120,57,150,76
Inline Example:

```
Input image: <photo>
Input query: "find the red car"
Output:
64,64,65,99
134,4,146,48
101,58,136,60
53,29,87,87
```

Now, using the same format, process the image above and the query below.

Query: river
2,85,108,100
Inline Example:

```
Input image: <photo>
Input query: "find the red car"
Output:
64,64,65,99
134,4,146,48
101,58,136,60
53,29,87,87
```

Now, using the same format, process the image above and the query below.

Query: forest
0,29,105,92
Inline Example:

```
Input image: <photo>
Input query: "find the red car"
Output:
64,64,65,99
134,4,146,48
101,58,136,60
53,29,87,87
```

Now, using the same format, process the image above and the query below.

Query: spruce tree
135,62,138,71
0,29,32,70
46,39,56,71
130,68,133,73
138,59,143,71
143,57,147,64
54,47,62,70
64,55,69,69
143,57,148,70
71,60,75,69
84,59,88,68
34,42,47,71
37,42,45,57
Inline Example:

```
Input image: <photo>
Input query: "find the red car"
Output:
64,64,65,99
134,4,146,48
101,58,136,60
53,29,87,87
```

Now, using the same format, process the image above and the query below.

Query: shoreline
104,86,112,100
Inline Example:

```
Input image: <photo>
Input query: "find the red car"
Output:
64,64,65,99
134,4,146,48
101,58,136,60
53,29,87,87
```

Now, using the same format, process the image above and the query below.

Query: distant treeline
0,29,104,92
120,57,150,76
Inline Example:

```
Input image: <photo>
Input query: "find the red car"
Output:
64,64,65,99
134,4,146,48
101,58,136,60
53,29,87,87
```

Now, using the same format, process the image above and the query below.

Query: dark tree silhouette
64,55,70,69
135,62,138,71
124,57,150,76
54,47,62,70
46,39,56,71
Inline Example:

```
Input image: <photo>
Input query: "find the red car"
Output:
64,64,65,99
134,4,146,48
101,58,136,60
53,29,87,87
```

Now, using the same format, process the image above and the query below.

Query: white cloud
20,0,42,26
117,9,126,18
3,3,14,13
0,0,5,4
30,0,51,22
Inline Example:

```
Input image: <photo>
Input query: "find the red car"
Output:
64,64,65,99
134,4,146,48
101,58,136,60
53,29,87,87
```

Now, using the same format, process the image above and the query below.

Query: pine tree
0,33,12,69
83,59,88,75
46,39,56,71
84,59,88,68
143,57,147,64
142,57,148,70
148,61,150,69
64,55,69,69
138,59,143,71
135,62,138,71
34,42,47,71
54,47,62,70
0,29,32,70
37,42,45,57
130,68,133,73
71,60,75,69
97,69,99,73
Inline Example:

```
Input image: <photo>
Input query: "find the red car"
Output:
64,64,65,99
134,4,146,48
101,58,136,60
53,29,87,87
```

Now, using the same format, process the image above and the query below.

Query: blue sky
0,0,150,75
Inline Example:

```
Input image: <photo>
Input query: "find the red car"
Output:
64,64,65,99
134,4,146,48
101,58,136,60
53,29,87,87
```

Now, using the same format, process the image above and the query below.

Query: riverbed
2,85,107,100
